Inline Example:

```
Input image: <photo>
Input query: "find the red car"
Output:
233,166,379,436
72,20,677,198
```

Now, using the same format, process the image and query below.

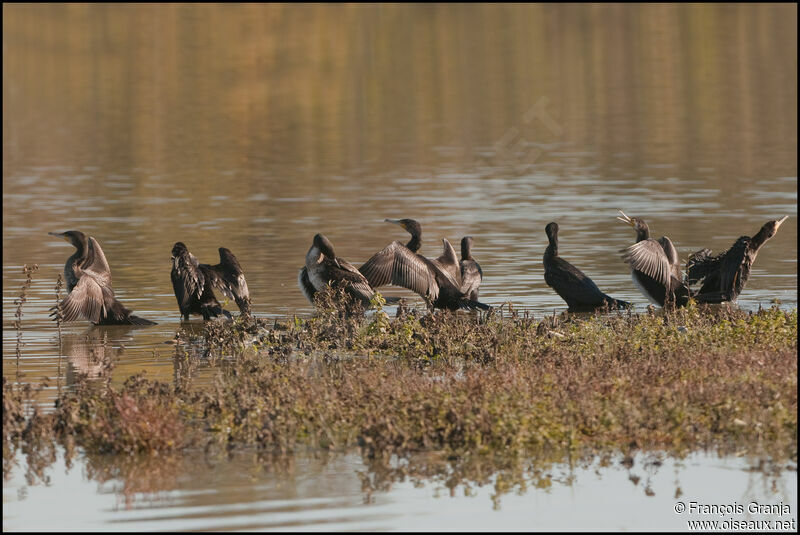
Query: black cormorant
686,216,789,303
299,233,377,306
358,220,490,311
459,236,483,301
616,210,692,307
49,231,156,325
543,222,630,312
170,242,251,320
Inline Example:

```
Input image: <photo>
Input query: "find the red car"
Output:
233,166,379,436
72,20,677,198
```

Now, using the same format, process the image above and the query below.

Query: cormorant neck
306,244,324,265
406,233,421,253
749,226,773,252
72,234,90,262
545,234,558,258
461,243,472,261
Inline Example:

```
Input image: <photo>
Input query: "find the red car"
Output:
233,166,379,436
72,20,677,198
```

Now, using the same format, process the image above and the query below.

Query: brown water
2,4,797,530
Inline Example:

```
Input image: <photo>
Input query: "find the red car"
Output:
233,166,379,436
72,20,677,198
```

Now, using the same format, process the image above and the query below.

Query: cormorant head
759,216,789,240
49,230,88,250
544,222,559,241
460,236,474,260
616,210,650,241
171,242,189,260
385,218,421,237
313,233,338,262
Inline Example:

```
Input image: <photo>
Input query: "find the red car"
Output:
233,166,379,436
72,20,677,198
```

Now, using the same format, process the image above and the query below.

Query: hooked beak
616,209,634,227
385,218,405,230
48,232,69,242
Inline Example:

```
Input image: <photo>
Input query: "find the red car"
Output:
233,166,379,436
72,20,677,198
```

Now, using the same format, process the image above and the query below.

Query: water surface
3,449,797,532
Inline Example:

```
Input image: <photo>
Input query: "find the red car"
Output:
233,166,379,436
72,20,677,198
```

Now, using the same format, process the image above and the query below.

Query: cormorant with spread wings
170,242,251,320
49,231,156,325
358,219,490,311
617,210,692,308
686,216,789,303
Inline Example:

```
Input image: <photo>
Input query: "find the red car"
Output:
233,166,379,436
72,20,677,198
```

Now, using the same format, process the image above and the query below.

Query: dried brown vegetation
3,285,797,503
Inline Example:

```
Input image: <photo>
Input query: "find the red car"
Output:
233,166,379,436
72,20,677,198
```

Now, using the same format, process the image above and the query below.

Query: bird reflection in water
60,326,132,384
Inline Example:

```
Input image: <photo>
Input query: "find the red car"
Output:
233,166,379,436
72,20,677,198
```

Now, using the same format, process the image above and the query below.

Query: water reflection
62,327,123,382
4,447,796,531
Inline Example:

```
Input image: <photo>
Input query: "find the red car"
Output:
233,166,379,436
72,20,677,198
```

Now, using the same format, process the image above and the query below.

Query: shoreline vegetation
4,281,797,504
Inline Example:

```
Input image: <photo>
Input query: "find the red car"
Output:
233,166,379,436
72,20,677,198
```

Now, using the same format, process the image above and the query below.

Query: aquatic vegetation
54,374,189,455
3,284,797,505
13,264,39,375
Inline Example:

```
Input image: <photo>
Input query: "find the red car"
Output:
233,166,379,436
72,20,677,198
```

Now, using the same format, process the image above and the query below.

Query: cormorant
686,216,789,303
49,231,156,325
358,220,490,311
459,236,483,301
298,233,377,306
617,210,692,307
170,242,251,320
543,222,630,312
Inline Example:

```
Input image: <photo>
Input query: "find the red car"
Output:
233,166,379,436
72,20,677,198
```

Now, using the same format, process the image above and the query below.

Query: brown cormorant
299,233,377,306
617,210,692,307
543,222,630,312
358,220,490,311
686,216,789,303
171,242,251,320
49,231,156,325
459,236,483,301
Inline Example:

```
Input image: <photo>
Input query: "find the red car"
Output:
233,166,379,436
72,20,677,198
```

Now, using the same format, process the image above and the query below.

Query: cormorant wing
717,237,750,298
86,237,112,286
298,266,316,304
432,238,461,287
359,241,437,298
689,237,749,299
621,238,672,289
686,248,720,285
171,251,205,313
329,258,375,303
546,257,609,307
203,248,251,314
657,236,682,280
336,258,370,281
59,273,106,323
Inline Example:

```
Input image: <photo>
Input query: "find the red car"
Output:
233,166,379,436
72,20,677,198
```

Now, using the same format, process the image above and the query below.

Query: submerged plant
13,264,39,377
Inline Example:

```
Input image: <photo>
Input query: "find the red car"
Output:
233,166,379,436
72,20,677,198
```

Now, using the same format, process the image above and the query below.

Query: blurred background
3,3,797,385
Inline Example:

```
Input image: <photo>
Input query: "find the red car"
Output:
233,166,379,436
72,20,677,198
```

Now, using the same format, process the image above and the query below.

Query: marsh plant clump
3,286,797,501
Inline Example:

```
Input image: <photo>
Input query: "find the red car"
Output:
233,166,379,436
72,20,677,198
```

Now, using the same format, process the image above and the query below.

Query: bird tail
125,315,158,326
693,291,731,304
608,298,631,310
106,299,157,325
201,303,232,320
459,299,492,311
